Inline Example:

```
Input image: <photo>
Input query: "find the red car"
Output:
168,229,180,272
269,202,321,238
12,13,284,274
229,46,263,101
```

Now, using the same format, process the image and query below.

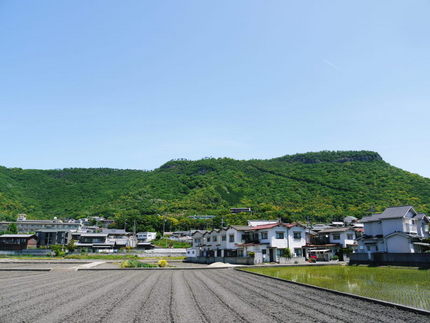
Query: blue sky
1,1,429,177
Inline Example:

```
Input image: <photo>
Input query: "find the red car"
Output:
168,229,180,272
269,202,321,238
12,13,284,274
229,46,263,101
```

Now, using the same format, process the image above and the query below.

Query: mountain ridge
0,151,429,230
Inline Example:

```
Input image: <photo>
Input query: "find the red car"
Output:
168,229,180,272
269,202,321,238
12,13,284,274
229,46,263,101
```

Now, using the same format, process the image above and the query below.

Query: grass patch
151,238,191,248
241,265,430,311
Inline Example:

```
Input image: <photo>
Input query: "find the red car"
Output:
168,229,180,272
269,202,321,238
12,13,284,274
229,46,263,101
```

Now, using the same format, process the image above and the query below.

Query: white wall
381,218,404,236
386,235,413,253
328,230,356,248
364,222,382,236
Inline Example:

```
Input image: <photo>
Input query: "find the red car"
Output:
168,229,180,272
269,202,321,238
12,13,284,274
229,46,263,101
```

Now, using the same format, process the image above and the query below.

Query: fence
350,253,430,266
186,256,255,265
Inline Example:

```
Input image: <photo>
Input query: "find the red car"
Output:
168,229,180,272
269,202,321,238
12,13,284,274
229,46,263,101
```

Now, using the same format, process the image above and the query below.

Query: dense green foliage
1,151,430,231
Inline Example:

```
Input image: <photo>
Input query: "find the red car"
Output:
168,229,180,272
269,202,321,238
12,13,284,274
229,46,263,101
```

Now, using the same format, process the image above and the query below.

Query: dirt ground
0,269,428,323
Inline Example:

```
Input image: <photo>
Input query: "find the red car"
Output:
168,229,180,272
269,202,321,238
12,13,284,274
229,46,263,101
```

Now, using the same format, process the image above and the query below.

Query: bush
282,248,292,259
120,260,157,268
66,239,76,253
248,251,255,257
51,245,65,257
157,259,168,267
331,255,339,261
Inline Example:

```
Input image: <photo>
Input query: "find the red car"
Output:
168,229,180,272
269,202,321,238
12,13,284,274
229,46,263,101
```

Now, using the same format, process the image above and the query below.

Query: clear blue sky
1,1,429,177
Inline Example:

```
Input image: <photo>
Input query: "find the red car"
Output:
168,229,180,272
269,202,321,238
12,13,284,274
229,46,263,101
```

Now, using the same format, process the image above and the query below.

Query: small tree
51,245,65,257
282,248,292,259
66,239,76,253
7,223,18,234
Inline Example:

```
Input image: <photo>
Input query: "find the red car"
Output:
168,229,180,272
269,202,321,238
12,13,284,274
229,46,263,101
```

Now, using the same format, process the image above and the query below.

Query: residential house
316,227,358,248
187,221,307,264
136,232,156,249
101,229,137,249
0,215,82,233
357,206,430,254
0,234,38,251
76,233,111,251
36,230,71,247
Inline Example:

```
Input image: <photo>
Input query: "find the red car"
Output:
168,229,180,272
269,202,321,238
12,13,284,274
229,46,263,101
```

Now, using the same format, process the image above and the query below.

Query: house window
275,232,284,239
293,232,301,239
213,236,217,242
294,248,302,257
261,232,268,239
332,233,340,240
207,237,211,242
229,234,234,242
347,233,354,240
222,235,226,241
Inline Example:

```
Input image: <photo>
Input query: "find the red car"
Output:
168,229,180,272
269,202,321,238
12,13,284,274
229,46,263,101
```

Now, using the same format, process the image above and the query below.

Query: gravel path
0,269,428,323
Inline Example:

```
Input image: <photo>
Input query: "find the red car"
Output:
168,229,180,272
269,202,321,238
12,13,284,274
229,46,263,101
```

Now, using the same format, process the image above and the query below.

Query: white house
317,227,358,248
357,206,429,254
187,222,307,264
136,232,156,242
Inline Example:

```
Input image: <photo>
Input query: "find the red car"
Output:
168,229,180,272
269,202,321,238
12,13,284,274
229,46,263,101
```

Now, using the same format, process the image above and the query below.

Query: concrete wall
350,253,430,266
382,218,404,236
0,249,52,256
385,235,413,253
186,256,255,265
364,222,382,236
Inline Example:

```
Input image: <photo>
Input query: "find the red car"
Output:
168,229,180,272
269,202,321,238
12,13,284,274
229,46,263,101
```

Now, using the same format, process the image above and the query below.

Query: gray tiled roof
0,234,36,238
378,206,415,219
361,206,416,223
318,227,354,234
229,225,251,231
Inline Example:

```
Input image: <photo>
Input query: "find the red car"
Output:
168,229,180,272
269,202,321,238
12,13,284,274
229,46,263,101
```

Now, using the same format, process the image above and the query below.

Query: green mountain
1,151,429,231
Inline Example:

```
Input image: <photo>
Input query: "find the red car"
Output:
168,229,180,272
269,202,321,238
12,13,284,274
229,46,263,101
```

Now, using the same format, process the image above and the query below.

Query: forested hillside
1,151,429,232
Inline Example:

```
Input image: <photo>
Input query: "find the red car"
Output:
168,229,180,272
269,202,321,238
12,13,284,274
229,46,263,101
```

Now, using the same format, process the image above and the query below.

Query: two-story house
357,206,429,254
187,221,307,264
316,227,358,248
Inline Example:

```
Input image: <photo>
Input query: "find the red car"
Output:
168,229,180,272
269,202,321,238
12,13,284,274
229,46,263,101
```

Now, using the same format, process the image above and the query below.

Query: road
0,269,428,323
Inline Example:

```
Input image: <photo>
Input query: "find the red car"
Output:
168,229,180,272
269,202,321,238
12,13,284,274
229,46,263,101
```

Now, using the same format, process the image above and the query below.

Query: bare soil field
0,269,428,323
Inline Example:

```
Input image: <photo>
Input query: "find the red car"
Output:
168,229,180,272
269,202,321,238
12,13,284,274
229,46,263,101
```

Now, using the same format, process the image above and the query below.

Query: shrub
157,259,168,267
66,239,76,253
282,248,292,259
120,260,157,268
50,245,66,257
248,251,255,257
331,255,339,261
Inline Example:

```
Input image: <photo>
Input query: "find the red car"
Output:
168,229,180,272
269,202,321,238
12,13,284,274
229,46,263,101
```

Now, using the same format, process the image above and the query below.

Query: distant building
316,227,358,249
136,232,156,249
357,206,430,254
0,234,38,251
187,222,307,264
230,208,252,214
75,229,137,251
36,230,71,247
0,215,82,233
